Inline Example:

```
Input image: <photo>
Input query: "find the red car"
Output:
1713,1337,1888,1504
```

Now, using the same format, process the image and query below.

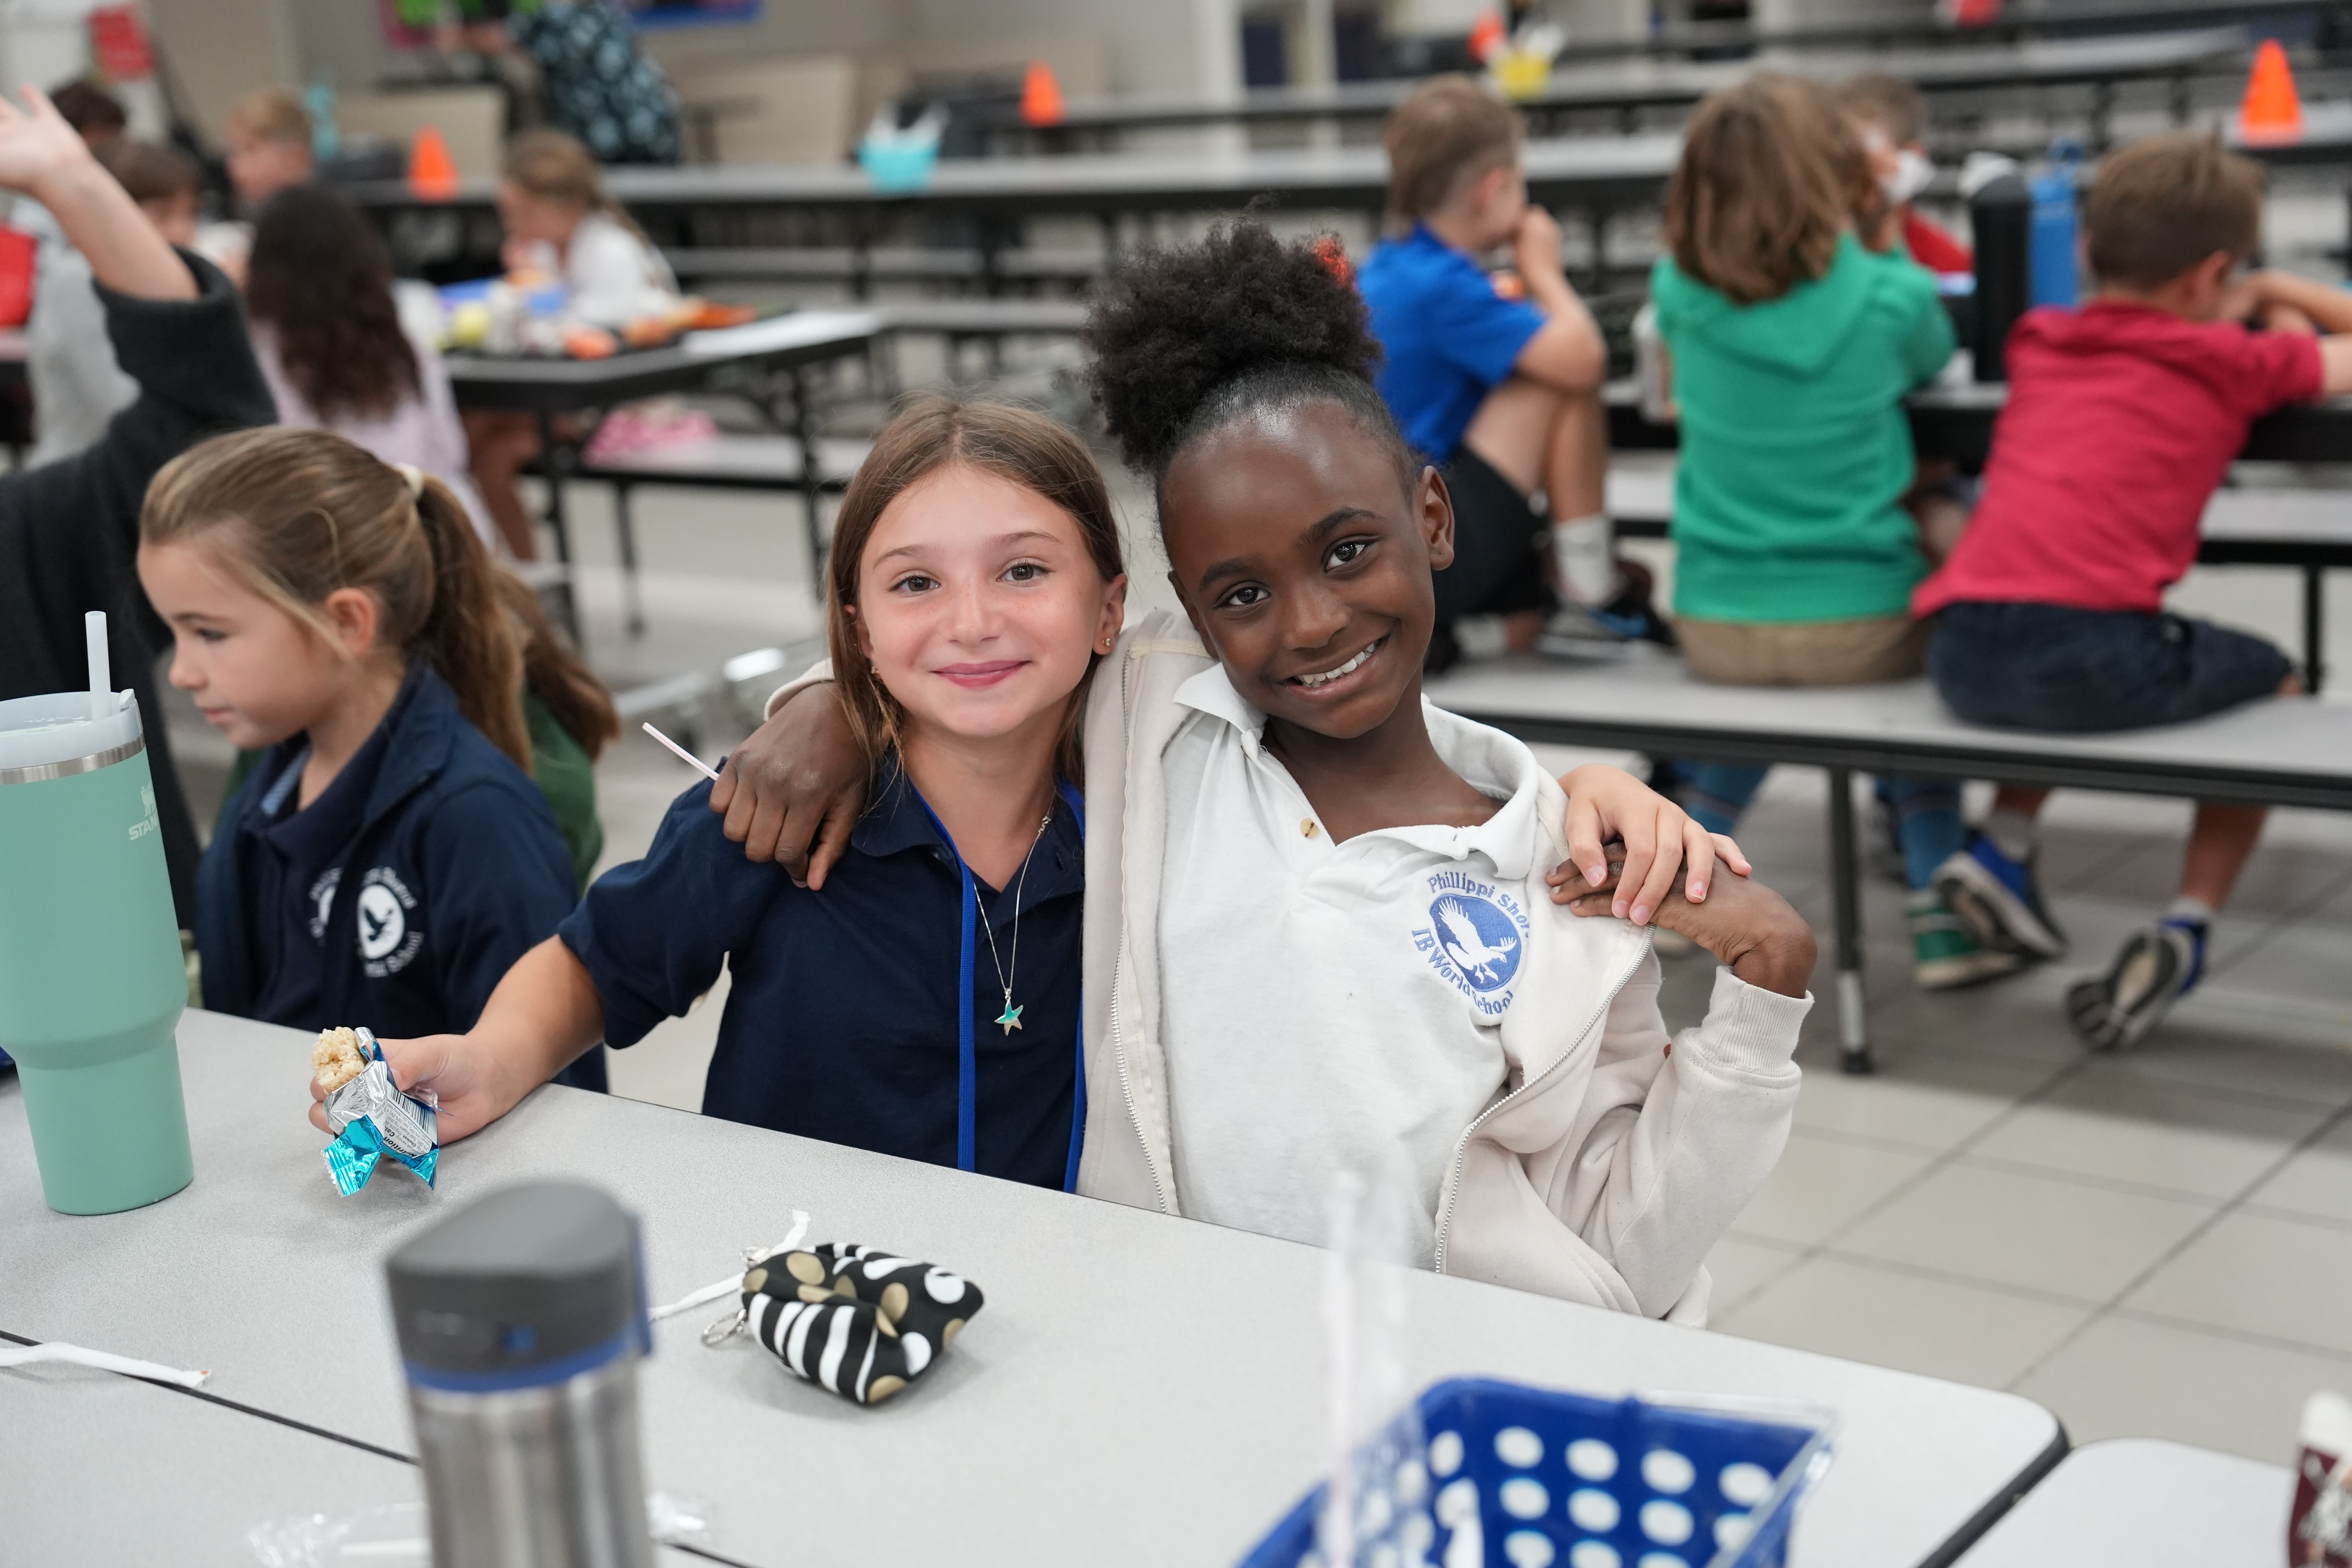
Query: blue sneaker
1934,833,2068,961
2066,919,2206,1050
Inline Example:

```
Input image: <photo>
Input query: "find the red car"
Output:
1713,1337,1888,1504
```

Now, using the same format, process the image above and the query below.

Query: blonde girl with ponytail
137,427,583,1045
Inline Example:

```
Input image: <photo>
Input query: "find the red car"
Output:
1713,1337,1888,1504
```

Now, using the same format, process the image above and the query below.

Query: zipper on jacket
1110,638,1174,1215
1106,949,1173,1214
1429,933,1651,1276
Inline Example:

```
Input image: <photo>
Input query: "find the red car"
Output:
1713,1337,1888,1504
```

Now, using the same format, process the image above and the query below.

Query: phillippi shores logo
1412,870,1528,1018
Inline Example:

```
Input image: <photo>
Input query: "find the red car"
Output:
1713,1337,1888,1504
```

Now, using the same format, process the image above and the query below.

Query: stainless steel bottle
387,1182,655,1568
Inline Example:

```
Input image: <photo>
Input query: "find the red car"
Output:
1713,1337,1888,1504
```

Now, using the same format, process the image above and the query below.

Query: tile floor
162,432,2352,1470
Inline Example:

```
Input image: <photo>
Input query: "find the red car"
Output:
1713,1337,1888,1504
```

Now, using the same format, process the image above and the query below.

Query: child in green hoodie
1651,74,2006,992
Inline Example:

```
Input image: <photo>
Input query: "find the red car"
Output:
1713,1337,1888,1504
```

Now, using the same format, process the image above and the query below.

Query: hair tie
393,462,426,500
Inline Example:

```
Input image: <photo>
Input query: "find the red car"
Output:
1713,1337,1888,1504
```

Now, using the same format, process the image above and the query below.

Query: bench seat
1425,647,2352,1069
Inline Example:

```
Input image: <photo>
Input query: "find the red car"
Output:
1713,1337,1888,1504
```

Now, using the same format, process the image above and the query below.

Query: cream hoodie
771,610,1810,1323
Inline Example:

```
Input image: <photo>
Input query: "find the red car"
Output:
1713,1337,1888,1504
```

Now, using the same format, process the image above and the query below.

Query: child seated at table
138,429,581,1058
466,129,679,559
1835,72,1971,276
1651,74,2004,993
1915,130,2352,1049
317,394,1126,1183
224,87,314,216
727,227,1812,1321
1357,76,1667,669
247,184,497,547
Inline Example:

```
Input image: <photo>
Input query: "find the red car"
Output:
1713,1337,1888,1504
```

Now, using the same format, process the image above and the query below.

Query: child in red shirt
1913,131,2352,1049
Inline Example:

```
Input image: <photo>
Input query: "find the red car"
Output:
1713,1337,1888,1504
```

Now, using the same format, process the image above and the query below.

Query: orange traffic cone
1020,59,1065,127
1468,9,1508,62
2239,38,2304,144
407,124,459,200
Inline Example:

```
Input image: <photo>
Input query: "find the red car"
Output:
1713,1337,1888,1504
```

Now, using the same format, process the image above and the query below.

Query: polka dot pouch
737,1244,983,1406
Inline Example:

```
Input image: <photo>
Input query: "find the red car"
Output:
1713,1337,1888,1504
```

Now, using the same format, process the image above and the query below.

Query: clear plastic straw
1319,1163,1428,1568
84,610,109,720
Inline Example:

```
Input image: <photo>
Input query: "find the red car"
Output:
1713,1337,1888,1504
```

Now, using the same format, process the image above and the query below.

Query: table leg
791,363,826,588
535,409,582,644
2306,564,2326,695
1826,765,1873,1075
614,481,644,640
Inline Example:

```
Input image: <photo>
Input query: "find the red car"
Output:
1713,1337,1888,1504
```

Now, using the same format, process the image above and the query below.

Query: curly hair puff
1081,222,1416,503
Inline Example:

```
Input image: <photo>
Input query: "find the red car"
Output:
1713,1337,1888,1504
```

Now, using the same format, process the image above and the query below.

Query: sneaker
1910,894,2025,990
2065,919,2206,1050
1934,833,2068,961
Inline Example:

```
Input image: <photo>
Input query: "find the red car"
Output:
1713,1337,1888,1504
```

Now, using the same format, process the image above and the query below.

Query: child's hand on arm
306,937,607,1143
707,682,866,887
1556,845,1816,998
0,86,192,302
1547,763,1751,926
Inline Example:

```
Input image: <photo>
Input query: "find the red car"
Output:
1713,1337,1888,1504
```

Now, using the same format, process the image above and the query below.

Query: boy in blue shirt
1358,75,1660,669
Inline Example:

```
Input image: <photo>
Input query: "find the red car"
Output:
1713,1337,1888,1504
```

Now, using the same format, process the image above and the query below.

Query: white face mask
1883,147,1934,207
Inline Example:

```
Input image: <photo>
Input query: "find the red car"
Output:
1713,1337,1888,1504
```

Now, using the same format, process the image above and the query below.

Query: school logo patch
1412,870,1529,1019
308,868,342,942
356,866,424,977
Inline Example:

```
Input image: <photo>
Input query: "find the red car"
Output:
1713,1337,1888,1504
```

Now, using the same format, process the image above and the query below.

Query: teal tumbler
0,612,193,1214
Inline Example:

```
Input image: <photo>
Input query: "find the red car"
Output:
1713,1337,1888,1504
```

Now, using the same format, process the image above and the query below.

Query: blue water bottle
2028,140,2082,309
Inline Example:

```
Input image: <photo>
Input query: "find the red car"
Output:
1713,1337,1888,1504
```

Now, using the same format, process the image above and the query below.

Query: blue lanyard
913,781,1087,1193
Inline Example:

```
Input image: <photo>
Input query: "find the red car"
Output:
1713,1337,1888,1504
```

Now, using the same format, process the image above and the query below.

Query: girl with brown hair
313,393,1127,1191
137,428,581,1051
246,183,500,549
1650,74,1996,992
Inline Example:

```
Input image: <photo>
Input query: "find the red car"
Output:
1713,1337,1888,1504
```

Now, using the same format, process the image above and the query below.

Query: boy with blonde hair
1359,76,1662,668
224,87,313,213
1917,130,2352,1046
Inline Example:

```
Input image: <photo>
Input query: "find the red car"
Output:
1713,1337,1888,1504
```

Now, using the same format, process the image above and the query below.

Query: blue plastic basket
1240,1377,1836,1568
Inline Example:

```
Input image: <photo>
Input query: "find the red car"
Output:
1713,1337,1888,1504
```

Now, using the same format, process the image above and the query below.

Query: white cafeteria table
0,1011,2068,1566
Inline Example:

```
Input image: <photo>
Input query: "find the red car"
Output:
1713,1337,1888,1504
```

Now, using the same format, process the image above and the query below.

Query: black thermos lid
388,1182,644,1379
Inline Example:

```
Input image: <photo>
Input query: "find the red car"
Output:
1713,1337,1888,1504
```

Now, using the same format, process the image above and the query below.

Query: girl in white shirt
727,227,1816,1323
244,185,499,551
467,129,678,557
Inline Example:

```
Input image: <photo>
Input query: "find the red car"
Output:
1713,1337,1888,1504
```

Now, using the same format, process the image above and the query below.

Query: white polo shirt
1159,664,1556,1264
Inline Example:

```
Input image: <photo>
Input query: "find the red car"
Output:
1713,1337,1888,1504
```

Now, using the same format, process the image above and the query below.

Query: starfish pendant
995,1000,1024,1034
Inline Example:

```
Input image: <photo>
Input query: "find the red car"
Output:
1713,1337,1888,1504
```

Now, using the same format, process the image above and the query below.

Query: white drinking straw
641,721,720,783
84,610,109,721
0,1339,208,1389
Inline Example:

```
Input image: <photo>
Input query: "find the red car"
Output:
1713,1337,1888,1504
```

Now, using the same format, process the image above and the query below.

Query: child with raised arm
725,227,1813,1321
0,85,276,928
1916,131,2352,1048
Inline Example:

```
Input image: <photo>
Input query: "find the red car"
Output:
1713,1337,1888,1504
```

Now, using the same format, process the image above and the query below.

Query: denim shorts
1928,601,2293,733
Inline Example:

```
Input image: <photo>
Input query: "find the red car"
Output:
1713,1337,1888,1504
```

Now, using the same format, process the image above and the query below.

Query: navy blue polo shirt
559,761,1084,1188
1358,223,1547,463
243,680,403,1026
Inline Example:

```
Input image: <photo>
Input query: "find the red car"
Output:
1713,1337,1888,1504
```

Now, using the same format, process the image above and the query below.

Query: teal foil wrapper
321,1030,439,1195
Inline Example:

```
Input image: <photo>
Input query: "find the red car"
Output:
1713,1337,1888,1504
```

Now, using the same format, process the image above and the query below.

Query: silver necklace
978,812,1052,1034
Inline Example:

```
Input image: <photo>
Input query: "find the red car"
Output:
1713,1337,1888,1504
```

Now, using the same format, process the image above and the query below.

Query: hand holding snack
308,1026,441,1194
310,1026,369,1095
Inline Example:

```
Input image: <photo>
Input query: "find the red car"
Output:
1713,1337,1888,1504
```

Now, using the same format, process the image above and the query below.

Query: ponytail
492,568,620,761
141,429,532,773
410,474,531,771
